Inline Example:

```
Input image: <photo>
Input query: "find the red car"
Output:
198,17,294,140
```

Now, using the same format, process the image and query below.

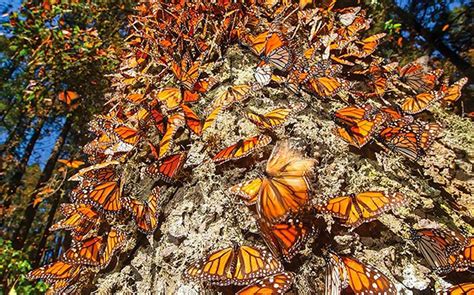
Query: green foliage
384,19,402,35
0,238,48,295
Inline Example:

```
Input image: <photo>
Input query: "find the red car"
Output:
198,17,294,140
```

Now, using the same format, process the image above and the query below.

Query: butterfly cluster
26,0,470,294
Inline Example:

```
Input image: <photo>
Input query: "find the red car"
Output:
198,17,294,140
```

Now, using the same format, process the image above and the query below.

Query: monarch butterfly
158,113,185,158
111,125,141,145
126,93,146,104
201,106,223,134
258,33,293,71
91,118,141,147
27,261,82,283
46,279,79,295
171,58,201,90
333,104,373,126
236,272,294,295
208,84,252,111
83,134,134,159
254,64,273,87
146,152,186,182
212,135,272,164
335,112,386,148
230,141,316,223
337,12,371,38
306,77,349,98
50,204,101,240
245,103,305,130
325,252,397,295
71,179,122,213
99,228,127,268
57,159,85,169
180,104,202,135
440,283,474,295
354,61,397,97
259,216,315,262
379,121,441,160
184,244,283,286
440,77,468,104
58,90,79,105
448,236,474,271
61,236,103,266
379,106,407,122
398,62,443,93
324,252,348,295
150,107,168,135
156,88,200,111
411,228,468,274
317,191,405,228
279,67,310,94
229,178,263,205
243,31,270,57
123,187,160,234
337,6,362,26
192,76,219,94
400,91,443,114
68,161,119,182
342,33,386,58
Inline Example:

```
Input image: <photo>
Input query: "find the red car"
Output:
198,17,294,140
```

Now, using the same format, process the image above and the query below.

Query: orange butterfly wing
444,283,474,295
341,256,397,295
27,261,81,282
159,113,185,158
257,141,316,223
61,236,103,266
318,192,405,228
181,104,202,135
259,216,314,262
147,152,186,182
449,237,474,271
184,246,236,285
401,91,442,114
113,125,140,145
99,229,127,268
123,187,160,234
72,180,122,213
236,272,294,295
157,88,184,110
58,91,79,105
441,77,468,104
232,245,284,285
212,135,272,164
229,178,263,205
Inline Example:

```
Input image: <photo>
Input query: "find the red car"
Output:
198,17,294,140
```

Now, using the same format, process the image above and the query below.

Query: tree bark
1,115,46,215
389,1,474,81
33,190,63,267
13,115,73,250
0,110,30,157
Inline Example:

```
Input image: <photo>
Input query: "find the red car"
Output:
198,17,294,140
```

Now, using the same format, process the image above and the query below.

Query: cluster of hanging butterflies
187,141,409,293
27,0,470,294
333,103,443,160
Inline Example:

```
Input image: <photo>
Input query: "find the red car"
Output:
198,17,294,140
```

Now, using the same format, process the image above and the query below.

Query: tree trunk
0,110,29,157
33,190,63,267
12,116,73,250
1,115,46,220
389,1,474,81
